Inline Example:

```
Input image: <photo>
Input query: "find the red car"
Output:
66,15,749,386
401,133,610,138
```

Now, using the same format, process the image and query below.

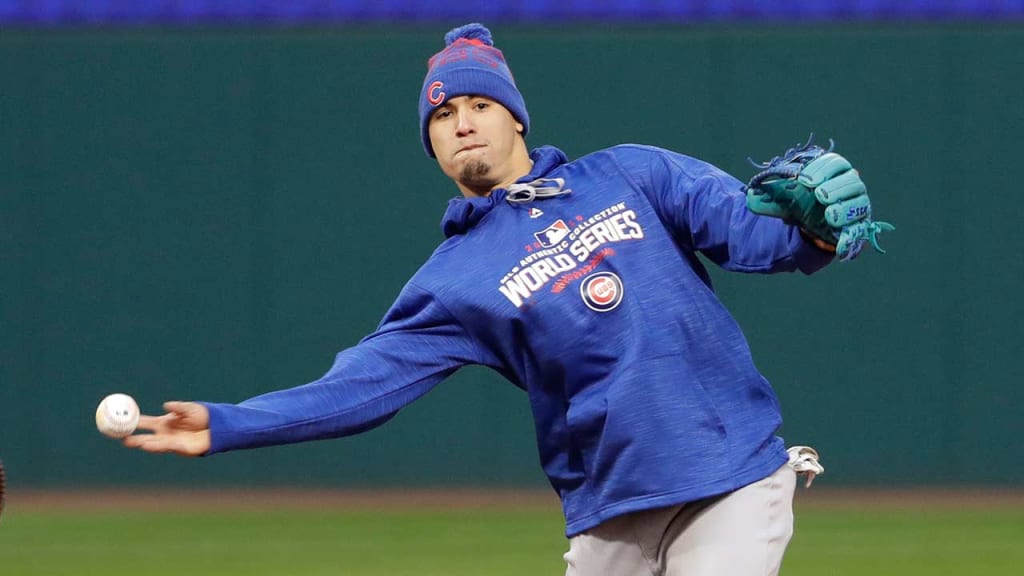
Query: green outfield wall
1,25,1021,487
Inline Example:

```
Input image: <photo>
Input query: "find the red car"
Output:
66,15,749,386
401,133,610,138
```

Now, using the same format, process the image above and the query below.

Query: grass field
1,490,1022,575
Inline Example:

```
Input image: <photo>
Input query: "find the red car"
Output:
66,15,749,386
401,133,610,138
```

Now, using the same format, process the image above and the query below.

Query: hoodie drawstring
506,178,572,204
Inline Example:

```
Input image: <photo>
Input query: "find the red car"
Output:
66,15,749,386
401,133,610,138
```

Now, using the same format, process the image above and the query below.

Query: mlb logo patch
534,219,569,247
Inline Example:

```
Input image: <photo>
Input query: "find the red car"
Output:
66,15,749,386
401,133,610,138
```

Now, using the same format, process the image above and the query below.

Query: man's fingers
135,414,172,432
133,409,208,435
132,402,211,432
122,430,210,456
117,401,212,456
164,401,211,427
163,400,191,413
122,433,173,452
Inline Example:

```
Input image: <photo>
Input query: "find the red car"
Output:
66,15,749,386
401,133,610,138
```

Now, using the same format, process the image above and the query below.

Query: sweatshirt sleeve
202,281,485,455
616,145,833,275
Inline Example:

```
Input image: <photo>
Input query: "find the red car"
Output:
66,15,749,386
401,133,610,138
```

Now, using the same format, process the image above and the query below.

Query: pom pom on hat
419,23,530,158
444,23,493,46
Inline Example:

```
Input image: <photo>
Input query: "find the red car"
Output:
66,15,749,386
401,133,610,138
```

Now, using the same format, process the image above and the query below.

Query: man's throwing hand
122,401,211,456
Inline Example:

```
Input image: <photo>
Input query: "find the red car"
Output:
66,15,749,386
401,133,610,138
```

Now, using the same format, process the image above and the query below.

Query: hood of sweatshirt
440,145,570,238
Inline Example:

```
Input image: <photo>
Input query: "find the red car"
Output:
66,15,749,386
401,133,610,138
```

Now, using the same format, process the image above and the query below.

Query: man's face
428,95,526,196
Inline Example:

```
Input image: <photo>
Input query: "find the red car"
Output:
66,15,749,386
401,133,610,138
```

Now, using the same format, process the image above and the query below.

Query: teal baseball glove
745,136,894,261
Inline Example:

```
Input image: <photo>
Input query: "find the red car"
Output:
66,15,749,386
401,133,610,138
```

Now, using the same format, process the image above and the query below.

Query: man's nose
455,112,475,136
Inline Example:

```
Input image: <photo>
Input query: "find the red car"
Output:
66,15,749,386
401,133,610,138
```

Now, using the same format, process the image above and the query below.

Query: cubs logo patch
580,272,623,312
427,81,445,105
534,219,569,247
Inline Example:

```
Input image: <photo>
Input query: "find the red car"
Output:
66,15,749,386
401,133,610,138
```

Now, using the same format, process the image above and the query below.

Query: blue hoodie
202,144,833,536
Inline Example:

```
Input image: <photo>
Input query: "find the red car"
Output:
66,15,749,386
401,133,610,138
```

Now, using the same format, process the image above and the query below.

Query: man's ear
515,122,524,134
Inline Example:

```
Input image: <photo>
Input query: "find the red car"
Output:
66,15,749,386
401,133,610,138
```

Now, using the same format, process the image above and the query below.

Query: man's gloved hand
745,136,894,261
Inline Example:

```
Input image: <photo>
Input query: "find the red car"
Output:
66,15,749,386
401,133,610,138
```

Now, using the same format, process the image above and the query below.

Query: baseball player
123,23,891,575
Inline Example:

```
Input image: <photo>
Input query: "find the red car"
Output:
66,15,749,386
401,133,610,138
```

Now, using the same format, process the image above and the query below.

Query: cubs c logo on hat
580,272,623,312
428,81,445,105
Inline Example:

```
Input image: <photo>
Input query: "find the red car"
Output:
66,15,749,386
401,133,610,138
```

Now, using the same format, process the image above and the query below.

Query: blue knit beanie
419,23,530,158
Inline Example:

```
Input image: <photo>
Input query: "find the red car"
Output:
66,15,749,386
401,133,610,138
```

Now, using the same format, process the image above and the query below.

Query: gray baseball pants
564,463,797,576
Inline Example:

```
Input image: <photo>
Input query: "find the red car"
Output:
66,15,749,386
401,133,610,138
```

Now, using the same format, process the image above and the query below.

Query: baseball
95,393,140,438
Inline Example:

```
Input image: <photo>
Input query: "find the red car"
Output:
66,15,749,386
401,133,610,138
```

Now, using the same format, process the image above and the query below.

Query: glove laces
746,134,834,187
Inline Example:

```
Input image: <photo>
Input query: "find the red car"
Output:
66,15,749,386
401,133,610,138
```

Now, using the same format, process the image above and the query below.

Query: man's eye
474,102,490,110
435,109,452,119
